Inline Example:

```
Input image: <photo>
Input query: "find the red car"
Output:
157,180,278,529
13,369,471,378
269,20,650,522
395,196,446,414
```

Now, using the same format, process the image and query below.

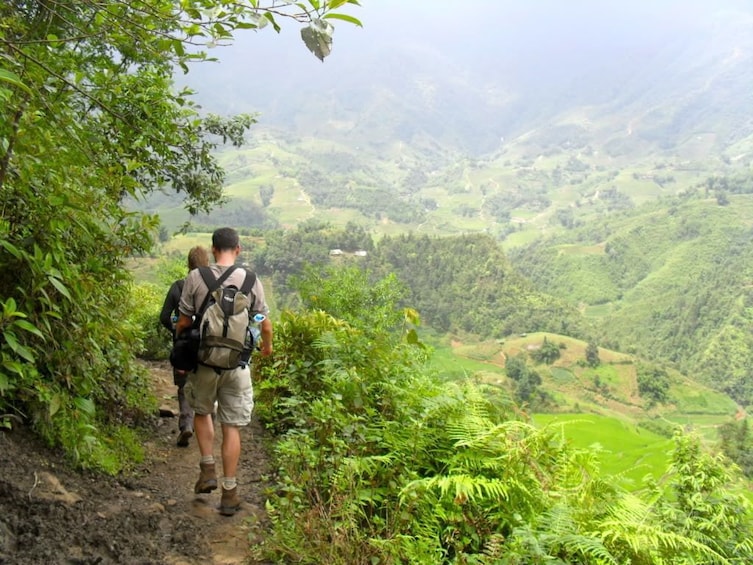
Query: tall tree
585,341,600,367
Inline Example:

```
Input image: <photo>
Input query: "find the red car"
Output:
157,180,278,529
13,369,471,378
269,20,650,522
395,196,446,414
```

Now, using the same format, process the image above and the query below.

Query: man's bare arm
260,318,273,356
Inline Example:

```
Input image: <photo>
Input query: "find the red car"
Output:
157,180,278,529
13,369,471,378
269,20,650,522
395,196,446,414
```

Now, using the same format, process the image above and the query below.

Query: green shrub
638,417,675,438
637,363,671,405
128,282,171,360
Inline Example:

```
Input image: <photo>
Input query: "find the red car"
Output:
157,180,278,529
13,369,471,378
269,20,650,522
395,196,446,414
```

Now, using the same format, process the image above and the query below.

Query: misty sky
184,0,753,133
215,1,725,61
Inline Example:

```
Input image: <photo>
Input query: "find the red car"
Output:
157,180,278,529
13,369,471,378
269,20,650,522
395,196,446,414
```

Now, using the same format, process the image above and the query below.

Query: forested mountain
250,209,753,410
509,190,753,405
250,222,585,340
186,1,753,159
9,1,753,562
366,233,587,339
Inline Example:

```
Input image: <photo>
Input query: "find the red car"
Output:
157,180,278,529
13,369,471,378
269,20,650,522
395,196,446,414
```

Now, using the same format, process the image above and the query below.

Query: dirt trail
0,360,272,565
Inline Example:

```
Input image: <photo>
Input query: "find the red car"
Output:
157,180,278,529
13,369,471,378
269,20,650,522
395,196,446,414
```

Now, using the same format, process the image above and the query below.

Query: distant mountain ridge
184,3,753,160
151,4,753,236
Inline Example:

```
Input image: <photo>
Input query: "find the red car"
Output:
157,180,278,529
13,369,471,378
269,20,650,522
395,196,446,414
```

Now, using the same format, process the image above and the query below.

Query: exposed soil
0,360,273,565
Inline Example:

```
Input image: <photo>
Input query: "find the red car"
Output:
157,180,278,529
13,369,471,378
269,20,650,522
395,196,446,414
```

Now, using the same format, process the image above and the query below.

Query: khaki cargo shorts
185,364,254,426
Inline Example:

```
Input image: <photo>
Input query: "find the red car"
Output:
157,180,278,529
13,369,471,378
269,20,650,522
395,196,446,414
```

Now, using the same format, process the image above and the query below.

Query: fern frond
599,493,731,564
557,533,619,565
423,473,510,504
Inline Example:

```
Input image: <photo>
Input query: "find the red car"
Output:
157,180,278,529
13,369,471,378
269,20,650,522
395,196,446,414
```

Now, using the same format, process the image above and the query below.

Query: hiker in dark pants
175,227,274,516
160,245,210,447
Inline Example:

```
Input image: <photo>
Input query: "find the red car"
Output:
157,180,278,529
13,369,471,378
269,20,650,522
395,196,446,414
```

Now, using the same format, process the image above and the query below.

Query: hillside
429,331,740,487
139,3,753,239
10,0,753,561
508,193,753,406
434,331,738,423
148,205,753,414
133,0,753,437
0,361,272,565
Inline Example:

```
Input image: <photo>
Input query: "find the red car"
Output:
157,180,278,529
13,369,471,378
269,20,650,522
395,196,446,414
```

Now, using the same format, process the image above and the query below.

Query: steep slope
366,232,588,339
509,193,753,405
0,361,272,565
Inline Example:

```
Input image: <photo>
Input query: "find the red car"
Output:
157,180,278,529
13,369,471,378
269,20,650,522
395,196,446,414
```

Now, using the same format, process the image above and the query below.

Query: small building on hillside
329,249,343,256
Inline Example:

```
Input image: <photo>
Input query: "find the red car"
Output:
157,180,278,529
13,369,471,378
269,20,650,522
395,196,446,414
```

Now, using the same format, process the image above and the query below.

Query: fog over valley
183,0,753,157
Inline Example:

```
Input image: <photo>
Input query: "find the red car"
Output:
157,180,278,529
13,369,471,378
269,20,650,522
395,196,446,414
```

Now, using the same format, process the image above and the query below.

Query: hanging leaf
0,69,31,94
300,19,334,62
323,13,362,27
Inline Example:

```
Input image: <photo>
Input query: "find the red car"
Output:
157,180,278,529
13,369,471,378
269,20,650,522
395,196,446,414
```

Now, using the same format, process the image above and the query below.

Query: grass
503,228,546,248
550,366,576,384
557,243,605,256
426,341,507,381
662,413,734,443
160,233,213,254
533,413,673,488
127,257,162,285
670,383,738,415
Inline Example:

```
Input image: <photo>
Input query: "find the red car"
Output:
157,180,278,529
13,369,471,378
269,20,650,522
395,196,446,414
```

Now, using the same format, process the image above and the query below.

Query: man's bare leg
193,413,217,493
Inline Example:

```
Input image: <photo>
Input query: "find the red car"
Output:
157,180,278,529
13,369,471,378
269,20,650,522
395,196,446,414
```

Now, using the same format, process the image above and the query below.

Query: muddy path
0,360,273,565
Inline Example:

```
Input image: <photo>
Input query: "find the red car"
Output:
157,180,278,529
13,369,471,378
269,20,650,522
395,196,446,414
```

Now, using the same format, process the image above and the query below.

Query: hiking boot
194,462,218,494
176,429,193,448
219,486,241,516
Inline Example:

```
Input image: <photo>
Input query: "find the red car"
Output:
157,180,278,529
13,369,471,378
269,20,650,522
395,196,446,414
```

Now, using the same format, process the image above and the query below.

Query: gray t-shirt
178,264,269,319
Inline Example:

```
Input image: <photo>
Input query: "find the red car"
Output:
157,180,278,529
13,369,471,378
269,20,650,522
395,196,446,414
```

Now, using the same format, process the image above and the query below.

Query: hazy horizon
180,1,753,155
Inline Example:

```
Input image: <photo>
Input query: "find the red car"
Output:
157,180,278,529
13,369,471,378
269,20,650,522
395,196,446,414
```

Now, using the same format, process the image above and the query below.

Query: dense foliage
504,353,546,406
367,233,589,339
0,0,361,470
637,364,671,406
296,164,428,224
252,267,753,564
5,1,753,560
718,418,753,479
253,223,589,342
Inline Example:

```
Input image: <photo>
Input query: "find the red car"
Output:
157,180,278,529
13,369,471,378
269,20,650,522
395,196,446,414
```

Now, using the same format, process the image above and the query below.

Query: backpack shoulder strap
216,265,238,287
197,266,215,292
195,266,238,321
239,269,257,310
240,269,256,295
198,265,237,291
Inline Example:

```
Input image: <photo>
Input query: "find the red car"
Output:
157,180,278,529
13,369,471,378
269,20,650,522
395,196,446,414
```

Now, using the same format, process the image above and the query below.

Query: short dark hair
212,227,240,251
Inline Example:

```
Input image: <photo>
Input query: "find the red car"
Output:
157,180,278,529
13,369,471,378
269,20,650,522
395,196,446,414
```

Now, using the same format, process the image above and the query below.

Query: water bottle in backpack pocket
238,313,265,367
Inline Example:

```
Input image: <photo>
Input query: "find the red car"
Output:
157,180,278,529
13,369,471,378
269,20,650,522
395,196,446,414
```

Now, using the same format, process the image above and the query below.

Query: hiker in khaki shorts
175,227,273,516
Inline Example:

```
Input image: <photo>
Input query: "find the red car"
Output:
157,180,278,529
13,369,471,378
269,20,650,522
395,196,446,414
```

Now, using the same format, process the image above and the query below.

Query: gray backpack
195,266,256,371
